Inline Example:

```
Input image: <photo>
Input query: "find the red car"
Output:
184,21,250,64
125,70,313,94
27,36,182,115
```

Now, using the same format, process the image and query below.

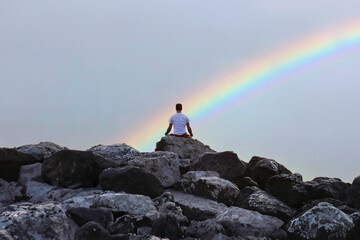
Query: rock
215,206,284,238
16,142,65,160
348,212,360,240
87,143,140,164
169,190,227,221
127,151,181,188
99,166,164,198
107,215,135,234
305,177,350,201
195,151,247,183
266,173,307,208
0,148,38,182
234,177,259,189
24,181,58,203
0,231,14,240
75,221,125,240
286,202,354,240
245,156,292,188
0,179,24,207
0,202,78,240
42,149,118,188
17,162,43,186
136,226,152,235
237,186,295,222
153,192,175,208
185,219,226,239
155,136,215,159
67,207,114,228
151,215,183,240
158,202,188,225
43,187,103,203
297,198,348,216
347,175,360,209
180,171,240,206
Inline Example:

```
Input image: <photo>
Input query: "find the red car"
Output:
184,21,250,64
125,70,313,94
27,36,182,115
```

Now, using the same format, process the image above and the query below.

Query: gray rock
151,215,183,240
216,206,284,238
0,202,78,240
67,207,114,228
234,177,259,189
0,230,14,240
169,190,227,221
17,162,43,186
185,219,226,239
75,221,120,240
180,171,220,193
155,136,215,159
108,215,135,234
0,179,24,207
17,142,65,160
153,192,175,208
305,177,350,202
347,175,360,209
24,181,57,203
158,202,188,225
287,202,354,240
237,186,295,222
87,143,140,164
43,187,103,203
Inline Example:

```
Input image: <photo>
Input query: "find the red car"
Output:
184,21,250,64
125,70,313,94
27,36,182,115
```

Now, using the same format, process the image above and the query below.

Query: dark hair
176,103,182,111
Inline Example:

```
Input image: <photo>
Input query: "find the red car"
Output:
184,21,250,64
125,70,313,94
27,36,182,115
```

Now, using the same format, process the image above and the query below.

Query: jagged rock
215,206,284,238
237,186,295,222
75,221,127,240
348,212,360,240
67,207,114,228
107,215,135,234
158,202,188,225
99,166,164,198
16,142,65,160
155,136,215,159
63,192,158,217
42,149,118,188
304,177,350,201
0,179,24,207
44,188,103,203
211,234,245,240
169,190,227,221
153,192,175,208
347,175,360,209
180,171,240,206
234,176,259,189
136,227,152,235
87,143,140,164
17,162,42,186
195,151,247,183
0,148,38,182
185,219,226,239
245,156,292,188
127,151,181,188
24,181,57,203
0,202,78,240
266,173,307,208
287,202,354,240
0,231,14,240
297,198,349,216
151,215,183,240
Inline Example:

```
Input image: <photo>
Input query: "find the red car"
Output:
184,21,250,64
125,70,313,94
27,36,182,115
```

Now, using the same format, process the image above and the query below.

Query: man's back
169,113,189,135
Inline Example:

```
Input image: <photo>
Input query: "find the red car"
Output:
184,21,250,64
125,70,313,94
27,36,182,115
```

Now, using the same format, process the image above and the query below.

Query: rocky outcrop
347,175,360,209
305,177,350,202
87,143,140,164
16,142,65,161
155,136,215,159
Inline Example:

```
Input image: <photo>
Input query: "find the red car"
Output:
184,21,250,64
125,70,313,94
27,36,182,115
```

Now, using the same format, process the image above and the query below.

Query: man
165,103,193,138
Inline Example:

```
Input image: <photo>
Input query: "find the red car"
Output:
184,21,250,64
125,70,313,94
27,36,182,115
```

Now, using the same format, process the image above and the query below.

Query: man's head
176,103,182,112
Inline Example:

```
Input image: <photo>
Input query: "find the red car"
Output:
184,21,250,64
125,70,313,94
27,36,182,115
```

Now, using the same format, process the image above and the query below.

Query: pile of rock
0,137,359,240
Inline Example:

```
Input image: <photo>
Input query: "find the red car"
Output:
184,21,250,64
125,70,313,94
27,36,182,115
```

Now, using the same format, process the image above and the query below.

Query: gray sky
1,1,360,183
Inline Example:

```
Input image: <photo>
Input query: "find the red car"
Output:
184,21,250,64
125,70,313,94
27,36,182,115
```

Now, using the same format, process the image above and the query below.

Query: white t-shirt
169,113,190,135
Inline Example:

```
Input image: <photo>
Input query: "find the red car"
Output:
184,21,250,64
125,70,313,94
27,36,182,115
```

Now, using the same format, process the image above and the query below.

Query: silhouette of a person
165,103,193,138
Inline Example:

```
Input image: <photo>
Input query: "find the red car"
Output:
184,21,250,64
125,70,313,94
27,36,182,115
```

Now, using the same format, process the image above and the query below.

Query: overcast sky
1,1,360,183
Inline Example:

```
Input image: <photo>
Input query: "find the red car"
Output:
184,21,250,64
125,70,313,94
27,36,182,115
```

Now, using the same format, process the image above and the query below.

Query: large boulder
347,175,360,209
0,148,38,182
185,219,226,239
0,179,24,207
237,186,295,222
41,149,118,188
75,221,127,240
99,166,164,198
0,203,78,240
155,136,215,159
215,206,284,239
266,173,307,208
287,202,354,240
151,215,183,240
17,162,43,186
67,207,114,228
87,143,140,164
245,156,292,188
305,177,350,202
16,142,65,161
195,151,247,184
157,202,188,225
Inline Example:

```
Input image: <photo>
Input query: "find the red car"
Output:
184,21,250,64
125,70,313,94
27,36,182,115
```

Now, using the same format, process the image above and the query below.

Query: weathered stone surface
195,151,247,183
42,149,118,188
151,215,183,240
17,162,42,186
17,142,65,160
153,192,175,208
0,230,14,240
305,177,350,201
155,136,215,159
0,179,24,207
246,156,292,188
99,166,163,198
185,219,226,239
234,176,259,189
67,207,114,228
180,171,219,194
237,186,295,222
127,151,181,187
108,215,135,235
169,190,227,221
43,187,103,203
75,221,126,240
266,173,307,208
158,202,188,225
287,202,354,240
215,206,284,238
24,181,57,203
348,212,360,240
0,202,78,240
87,143,140,164
347,175,360,209
0,148,38,182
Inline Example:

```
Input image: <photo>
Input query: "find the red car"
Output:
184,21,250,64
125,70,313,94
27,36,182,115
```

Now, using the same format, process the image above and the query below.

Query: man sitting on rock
165,103,193,138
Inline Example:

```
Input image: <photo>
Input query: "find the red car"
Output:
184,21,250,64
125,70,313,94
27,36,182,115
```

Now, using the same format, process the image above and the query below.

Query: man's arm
165,123,173,135
186,123,193,137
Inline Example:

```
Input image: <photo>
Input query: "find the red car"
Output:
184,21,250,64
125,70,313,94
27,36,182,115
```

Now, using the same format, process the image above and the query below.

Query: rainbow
121,18,360,151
